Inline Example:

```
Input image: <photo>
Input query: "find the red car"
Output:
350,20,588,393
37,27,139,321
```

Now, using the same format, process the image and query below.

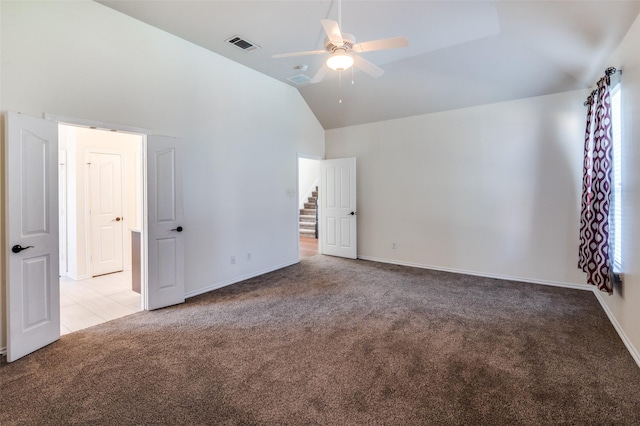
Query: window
610,83,622,274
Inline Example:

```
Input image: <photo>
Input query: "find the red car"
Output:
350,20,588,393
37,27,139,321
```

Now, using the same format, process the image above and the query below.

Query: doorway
58,124,144,334
298,157,320,259
6,113,186,361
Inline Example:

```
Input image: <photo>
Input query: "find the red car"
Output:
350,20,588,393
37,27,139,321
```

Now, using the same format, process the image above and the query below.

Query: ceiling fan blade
310,65,329,84
353,36,409,53
354,56,384,78
272,50,326,59
321,19,344,46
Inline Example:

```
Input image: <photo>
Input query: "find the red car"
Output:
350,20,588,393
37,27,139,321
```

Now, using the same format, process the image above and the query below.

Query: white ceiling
97,0,640,129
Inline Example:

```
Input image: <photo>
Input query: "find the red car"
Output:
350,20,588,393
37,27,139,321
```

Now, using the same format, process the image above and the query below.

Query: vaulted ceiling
97,1,640,129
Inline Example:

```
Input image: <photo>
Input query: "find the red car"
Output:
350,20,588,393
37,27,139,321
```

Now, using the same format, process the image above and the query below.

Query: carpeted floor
2,255,639,425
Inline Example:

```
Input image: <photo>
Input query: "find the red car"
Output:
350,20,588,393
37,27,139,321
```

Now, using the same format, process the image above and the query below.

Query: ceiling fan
272,16,409,84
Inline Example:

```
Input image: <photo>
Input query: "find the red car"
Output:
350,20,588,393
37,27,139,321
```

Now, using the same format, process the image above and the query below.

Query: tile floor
60,271,142,335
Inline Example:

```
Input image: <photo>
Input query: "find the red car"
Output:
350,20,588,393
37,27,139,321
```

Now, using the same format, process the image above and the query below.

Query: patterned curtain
578,75,613,293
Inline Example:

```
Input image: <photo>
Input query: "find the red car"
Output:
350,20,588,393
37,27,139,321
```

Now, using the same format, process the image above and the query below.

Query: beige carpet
2,255,640,425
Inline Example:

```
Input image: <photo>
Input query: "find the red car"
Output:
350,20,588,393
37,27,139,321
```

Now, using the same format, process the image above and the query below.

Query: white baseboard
65,272,90,281
184,259,299,299
0,346,6,356
593,291,640,369
357,255,592,291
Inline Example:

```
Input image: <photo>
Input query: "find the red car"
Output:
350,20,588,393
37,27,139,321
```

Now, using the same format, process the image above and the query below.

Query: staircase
299,186,318,239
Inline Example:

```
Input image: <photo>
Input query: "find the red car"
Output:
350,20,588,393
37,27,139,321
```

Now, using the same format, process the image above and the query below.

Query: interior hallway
300,237,318,259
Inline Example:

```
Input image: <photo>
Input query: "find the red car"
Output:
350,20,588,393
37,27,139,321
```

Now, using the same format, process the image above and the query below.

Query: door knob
114,217,122,222
349,212,356,216
12,245,34,254
171,226,183,232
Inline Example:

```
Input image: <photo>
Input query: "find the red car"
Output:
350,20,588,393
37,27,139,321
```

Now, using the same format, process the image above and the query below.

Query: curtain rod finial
605,67,618,76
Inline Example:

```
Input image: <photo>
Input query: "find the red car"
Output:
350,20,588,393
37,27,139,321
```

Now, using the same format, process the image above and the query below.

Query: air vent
226,35,260,52
287,74,312,85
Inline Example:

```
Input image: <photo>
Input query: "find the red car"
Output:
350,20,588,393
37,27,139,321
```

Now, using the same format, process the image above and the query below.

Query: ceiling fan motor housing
325,33,356,52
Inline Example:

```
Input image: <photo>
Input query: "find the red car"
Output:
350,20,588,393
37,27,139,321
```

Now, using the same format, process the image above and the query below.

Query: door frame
85,148,126,278
45,114,149,304
59,149,68,277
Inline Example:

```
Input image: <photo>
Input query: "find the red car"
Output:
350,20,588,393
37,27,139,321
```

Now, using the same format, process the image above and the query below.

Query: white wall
599,14,640,363
0,1,324,351
326,90,588,286
61,125,142,280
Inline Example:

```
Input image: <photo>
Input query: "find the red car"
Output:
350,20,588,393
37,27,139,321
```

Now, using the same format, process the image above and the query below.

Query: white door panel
320,158,357,259
146,136,184,310
89,152,124,276
6,112,60,362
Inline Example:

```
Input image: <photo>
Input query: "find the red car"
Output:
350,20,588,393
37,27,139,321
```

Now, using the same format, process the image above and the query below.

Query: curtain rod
583,67,621,106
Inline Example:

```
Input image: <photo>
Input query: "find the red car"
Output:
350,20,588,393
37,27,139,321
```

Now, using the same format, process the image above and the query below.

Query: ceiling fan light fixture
326,52,354,71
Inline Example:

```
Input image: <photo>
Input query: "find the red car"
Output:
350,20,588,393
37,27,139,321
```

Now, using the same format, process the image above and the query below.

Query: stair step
312,191,318,198
307,196,317,203
299,228,315,235
304,203,316,209
299,222,315,230
300,218,315,225
300,232,317,239
300,208,316,215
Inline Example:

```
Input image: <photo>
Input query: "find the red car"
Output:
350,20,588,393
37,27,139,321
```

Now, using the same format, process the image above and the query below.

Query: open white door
6,112,60,362
145,136,185,310
320,157,357,259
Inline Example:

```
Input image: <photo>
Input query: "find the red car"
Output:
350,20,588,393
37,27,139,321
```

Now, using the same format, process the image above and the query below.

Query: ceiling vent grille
287,74,312,85
226,35,260,52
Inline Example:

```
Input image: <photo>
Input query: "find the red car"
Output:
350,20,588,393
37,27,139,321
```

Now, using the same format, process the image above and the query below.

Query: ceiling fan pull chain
339,70,343,104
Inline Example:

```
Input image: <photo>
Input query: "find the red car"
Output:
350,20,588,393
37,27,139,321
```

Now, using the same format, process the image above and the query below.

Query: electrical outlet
231,256,236,265
392,242,398,250
247,253,251,261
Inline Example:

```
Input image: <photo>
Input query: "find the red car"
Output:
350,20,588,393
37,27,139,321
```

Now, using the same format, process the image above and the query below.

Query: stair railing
315,196,319,239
